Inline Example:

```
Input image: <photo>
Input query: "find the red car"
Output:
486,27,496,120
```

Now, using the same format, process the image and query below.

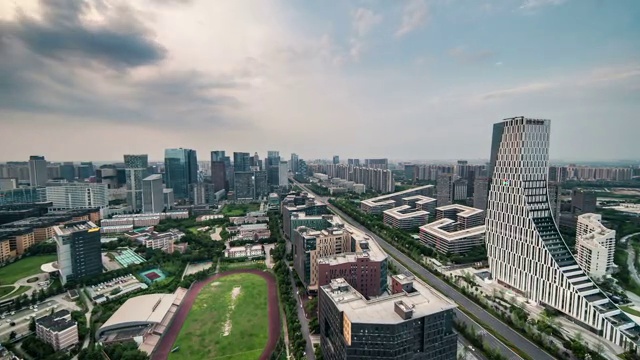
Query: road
294,180,555,360
288,268,315,360
624,233,640,285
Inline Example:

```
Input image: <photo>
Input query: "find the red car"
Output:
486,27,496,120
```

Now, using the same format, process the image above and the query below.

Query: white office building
46,183,109,209
485,117,640,353
576,213,616,279
142,174,164,213
279,161,289,187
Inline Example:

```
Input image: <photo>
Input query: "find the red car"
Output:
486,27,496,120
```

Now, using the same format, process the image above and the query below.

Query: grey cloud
2,0,165,69
0,1,247,129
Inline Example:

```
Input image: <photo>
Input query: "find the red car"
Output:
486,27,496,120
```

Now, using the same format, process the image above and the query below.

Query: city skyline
1,0,639,161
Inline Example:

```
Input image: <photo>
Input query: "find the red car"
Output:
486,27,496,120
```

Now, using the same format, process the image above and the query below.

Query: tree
9,331,16,340
29,317,36,332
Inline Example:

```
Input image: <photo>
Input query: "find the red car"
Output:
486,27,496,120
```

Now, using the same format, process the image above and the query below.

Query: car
33,309,37,313
9,322,15,326
10,312,15,316
29,305,33,310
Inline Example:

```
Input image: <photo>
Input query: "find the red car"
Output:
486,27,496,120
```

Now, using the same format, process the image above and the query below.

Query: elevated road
292,180,555,360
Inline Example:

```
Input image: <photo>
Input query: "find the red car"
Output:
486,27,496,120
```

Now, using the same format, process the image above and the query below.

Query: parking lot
85,274,146,304
0,292,81,341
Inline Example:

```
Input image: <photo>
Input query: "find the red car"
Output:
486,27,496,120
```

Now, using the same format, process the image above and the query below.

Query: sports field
168,273,270,360
0,255,57,285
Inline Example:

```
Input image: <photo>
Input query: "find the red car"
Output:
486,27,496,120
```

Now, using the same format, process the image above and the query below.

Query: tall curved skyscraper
486,117,639,352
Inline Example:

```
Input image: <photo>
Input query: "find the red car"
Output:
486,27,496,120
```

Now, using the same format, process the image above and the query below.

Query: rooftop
54,220,99,236
99,292,179,331
420,218,486,240
436,204,484,218
143,174,163,181
383,205,429,219
36,310,76,333
317,224,388,265
361,185,435,208
321,276,456,324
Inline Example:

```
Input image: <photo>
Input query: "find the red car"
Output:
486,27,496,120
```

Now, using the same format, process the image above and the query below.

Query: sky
0,0,639,163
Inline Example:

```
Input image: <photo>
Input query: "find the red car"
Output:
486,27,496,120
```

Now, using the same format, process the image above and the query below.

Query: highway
293,180,556,360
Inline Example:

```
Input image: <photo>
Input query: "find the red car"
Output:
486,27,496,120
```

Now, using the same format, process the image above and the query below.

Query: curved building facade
485,117,640,351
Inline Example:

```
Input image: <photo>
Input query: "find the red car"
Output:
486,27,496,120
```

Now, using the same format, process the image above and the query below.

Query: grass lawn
169,273,270,360
0,286,31,300
0,286,15,298
621,306,640,317
221,203,261,217
0,255,57,285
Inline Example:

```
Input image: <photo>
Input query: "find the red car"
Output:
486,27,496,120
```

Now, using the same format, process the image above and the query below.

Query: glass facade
0,187,46,205
164,148,198,199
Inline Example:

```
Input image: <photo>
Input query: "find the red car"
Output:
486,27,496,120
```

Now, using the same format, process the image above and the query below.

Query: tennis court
140,268,167,284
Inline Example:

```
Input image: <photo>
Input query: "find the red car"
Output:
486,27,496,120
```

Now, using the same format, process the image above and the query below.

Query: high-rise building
290,153,299,174
0,178,17,191
332,155,340,165
210,151,228,192
455,160,469,179
254,170,269,199
404,164,416,182
278,161,289,187
319,275,457,360
266,151,281,187
124,154,149,211
436,173,453,206
234,171,255,200
419,204,485,254
485,116,640,351
28,155,48,187
211,150,226,162
164,148,198,199
163,189,174,210
77,162,94,180
472,177,489,210
571,189,597,215
576,213,615,279
54,221,102,284
233,152,251,172
142,174,164,213
347,158,360,167
45,183,109,209
59,162,76,182
364,158,388,169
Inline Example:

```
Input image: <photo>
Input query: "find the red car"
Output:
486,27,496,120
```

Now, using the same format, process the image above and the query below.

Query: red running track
152,269,281,360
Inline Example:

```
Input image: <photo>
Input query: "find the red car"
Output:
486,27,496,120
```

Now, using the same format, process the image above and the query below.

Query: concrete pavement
294,180,555,360
288,268,315,360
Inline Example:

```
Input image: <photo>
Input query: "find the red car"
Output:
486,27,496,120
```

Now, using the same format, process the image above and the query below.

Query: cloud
478,63,640,101
348,7,381,61
1,0,166,69
447,46,496,64
0,0,245,129
396,0,429,37
481,82,554,100
352,7,382,37
520,0,567,10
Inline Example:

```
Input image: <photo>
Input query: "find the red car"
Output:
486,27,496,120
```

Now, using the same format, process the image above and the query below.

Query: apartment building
319,275,457,360
293,223,352,293
317,226,388,298
36,310,79,351
576,213,616,279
